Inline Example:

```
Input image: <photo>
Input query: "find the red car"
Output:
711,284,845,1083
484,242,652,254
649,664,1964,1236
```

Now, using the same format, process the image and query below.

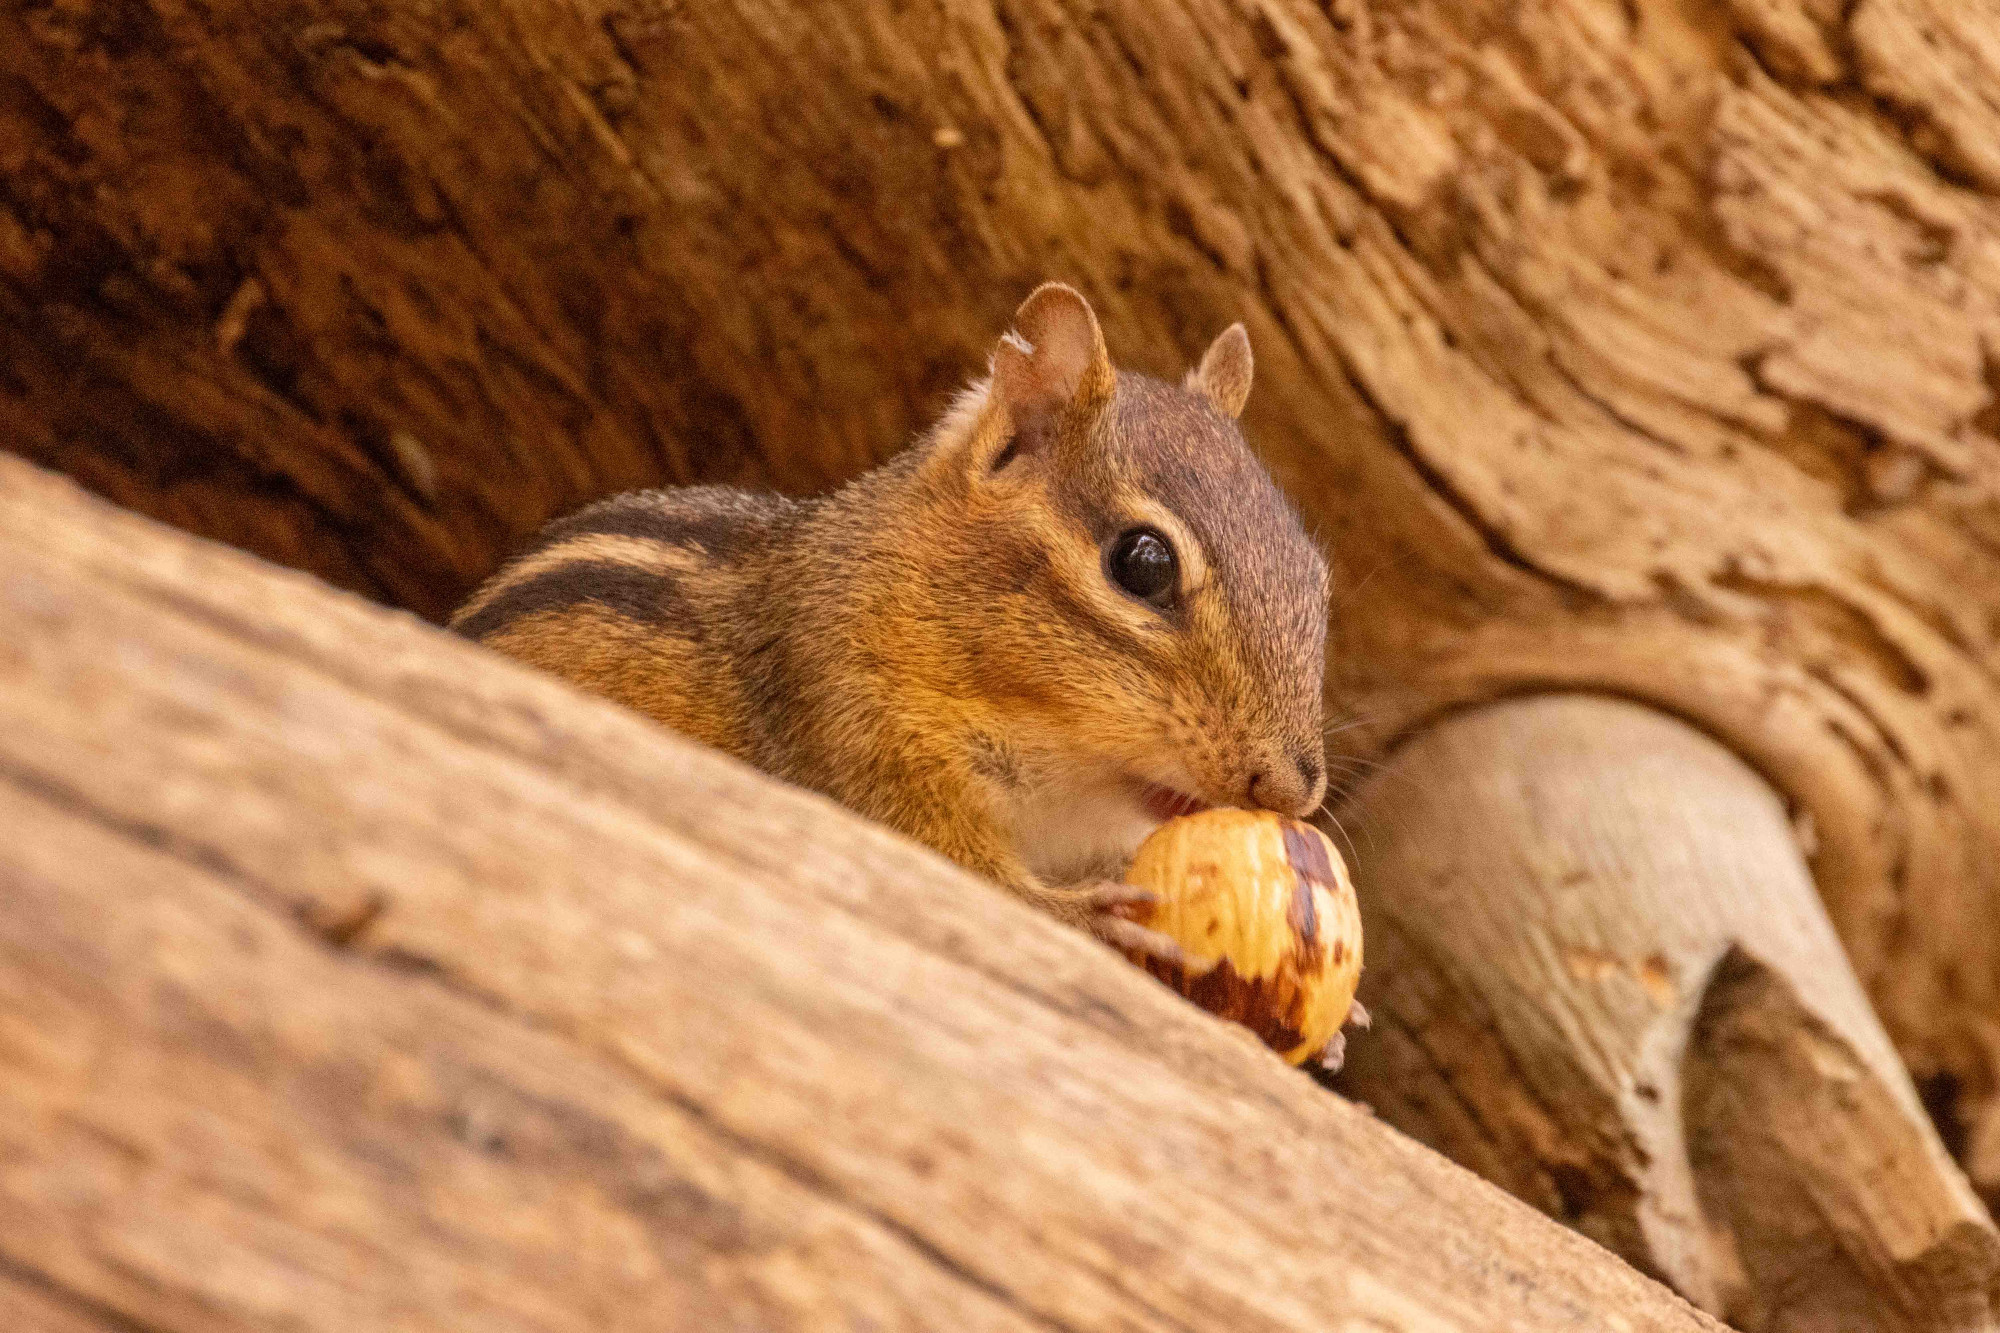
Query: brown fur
451,285,1329,929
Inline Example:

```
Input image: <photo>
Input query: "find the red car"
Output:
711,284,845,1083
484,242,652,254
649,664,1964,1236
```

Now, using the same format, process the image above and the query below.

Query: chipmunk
452,284,1330,962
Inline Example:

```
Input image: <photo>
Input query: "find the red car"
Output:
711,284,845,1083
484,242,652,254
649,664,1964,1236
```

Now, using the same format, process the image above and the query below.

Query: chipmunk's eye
1107,528,1177,606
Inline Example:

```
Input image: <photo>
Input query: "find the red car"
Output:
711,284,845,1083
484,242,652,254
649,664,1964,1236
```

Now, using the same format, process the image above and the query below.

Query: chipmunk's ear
1186,322,1253,418
987,283,1115,466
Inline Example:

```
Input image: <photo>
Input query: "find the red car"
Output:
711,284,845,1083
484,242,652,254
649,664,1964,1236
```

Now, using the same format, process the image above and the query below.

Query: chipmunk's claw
1314,1003,1368,1074
1081,881,1159,913
1078,881,1219,977
1320,1030,1348,1073
1093,913,1215,975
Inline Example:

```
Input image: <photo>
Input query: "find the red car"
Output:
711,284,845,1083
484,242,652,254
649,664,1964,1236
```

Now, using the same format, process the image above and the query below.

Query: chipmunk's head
921,284,1329,864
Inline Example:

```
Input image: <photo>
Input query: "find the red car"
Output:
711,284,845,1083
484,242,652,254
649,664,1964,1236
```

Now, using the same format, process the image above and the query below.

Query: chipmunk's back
451,486,798,758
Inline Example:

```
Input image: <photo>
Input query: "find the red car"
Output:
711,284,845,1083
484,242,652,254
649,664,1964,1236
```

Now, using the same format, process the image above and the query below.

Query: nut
1120,809,1363,1067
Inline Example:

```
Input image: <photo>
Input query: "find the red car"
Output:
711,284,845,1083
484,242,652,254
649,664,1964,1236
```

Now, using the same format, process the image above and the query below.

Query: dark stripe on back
538,489,774,561
453,560,696,641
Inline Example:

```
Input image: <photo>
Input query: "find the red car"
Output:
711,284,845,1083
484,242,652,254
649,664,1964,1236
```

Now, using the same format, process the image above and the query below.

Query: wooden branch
1333,695,1998,1330
0,455,1721,1330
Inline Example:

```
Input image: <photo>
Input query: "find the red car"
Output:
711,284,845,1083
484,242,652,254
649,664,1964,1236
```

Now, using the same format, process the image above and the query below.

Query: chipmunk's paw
1319,1030,1348,1074
1317,1003,1370,1073
1070,880,1216,976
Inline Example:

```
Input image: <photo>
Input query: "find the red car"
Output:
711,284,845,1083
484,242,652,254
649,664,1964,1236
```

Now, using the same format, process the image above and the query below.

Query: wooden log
0,454,1723,1329
1334,695,1999,1330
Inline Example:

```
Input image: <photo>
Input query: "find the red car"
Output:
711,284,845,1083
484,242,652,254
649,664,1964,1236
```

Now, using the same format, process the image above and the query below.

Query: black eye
1106,528,1177,606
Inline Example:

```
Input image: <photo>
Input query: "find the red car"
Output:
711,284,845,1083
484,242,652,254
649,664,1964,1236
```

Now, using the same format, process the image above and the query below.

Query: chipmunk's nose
1244,747,1326,817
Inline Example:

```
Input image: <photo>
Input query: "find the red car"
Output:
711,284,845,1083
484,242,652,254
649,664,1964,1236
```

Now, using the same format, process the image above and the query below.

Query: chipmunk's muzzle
1242,745,1326,818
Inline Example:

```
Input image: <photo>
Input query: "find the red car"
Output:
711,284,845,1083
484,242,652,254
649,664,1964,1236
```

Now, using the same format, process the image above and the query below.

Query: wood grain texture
0,454,1723,1330
7,0,2000,1185
1333,695,1999,1329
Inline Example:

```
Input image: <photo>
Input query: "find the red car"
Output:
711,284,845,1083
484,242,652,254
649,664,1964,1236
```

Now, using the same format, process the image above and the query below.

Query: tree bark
0,454,1725,1331
9,0,2000,1202
1335,695,1999,1330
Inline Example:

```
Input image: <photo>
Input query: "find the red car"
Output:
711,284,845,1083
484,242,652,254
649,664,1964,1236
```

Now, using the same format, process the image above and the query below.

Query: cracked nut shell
1120,809,1363,1066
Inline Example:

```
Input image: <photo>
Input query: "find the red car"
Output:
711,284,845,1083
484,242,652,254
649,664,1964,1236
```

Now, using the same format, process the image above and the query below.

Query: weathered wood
0,455,1723,1329
1335,695,1999,1330
0,1272,116,1333
7,0,2000,1183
